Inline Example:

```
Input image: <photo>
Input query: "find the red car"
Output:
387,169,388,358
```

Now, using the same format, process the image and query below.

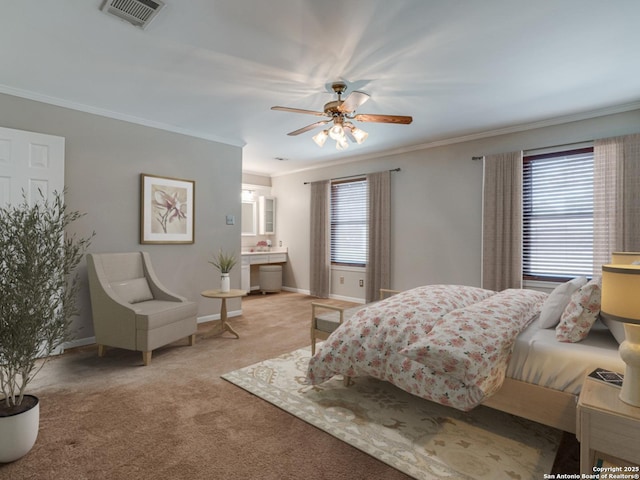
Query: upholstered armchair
86,252,198,365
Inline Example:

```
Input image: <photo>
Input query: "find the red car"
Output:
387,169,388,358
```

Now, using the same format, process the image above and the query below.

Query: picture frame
140,173,195,244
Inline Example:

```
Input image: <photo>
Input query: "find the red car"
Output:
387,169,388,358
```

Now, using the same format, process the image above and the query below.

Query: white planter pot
220,273,230,293
0,395,40,463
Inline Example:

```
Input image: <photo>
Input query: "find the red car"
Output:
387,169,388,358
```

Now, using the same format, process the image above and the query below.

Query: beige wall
272,108,640,301
0,93,243,344
242,172,271,187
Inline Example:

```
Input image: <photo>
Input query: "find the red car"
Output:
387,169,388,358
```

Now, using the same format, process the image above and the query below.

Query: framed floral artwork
140,173,195,244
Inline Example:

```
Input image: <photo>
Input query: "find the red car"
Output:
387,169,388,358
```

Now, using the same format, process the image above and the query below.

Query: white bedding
508,319,625,394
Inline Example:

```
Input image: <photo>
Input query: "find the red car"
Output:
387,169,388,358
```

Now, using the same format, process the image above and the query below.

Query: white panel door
0,126,65,206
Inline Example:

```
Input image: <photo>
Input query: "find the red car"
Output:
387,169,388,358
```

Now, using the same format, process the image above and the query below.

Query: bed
306,282,625,433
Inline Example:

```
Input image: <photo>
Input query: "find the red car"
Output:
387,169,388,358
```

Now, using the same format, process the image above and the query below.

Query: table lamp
601,264,640,407
611,252,640,264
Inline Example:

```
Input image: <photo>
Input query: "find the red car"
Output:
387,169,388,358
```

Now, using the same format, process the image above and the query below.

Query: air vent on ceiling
101,0,165,29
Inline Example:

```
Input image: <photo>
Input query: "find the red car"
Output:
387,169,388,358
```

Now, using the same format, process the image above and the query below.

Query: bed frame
483,377,577,433
343,375,578,433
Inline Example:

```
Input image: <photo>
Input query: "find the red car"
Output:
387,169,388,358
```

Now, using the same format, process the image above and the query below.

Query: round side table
201,289,247,338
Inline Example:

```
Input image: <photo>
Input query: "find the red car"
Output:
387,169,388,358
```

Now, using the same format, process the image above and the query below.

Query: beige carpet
0,291,578,479
223,346,561,480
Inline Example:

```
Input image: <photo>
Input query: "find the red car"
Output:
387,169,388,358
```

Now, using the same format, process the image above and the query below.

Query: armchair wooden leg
142,351,152,366
188,334,196,346
343,376,352,387
311,336,316,355
98,345,107,357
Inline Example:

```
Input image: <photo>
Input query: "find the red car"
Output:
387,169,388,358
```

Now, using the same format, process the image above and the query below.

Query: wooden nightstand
577,375,640,474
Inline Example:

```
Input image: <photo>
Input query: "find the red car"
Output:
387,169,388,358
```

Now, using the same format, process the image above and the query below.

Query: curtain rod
304,168,401,185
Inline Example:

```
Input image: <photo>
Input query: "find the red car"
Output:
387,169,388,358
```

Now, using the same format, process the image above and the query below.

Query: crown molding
0,84,246,148
271,100,640,178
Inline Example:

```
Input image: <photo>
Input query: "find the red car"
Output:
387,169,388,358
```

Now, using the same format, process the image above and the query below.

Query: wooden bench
310,289,399,355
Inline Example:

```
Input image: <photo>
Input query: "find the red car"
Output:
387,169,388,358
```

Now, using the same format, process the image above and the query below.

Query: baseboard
197,309,242,324
280,286,365,304
64,335,96,350
282,286,310,295
329,294,366,304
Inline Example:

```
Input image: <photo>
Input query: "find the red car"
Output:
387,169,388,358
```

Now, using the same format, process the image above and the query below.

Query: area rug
221,346,562,480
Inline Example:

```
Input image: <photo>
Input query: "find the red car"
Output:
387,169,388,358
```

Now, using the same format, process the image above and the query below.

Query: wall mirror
241,200,257,236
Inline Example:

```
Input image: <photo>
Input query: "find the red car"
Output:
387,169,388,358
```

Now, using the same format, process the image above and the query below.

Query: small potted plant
209,250,237,292
0,191,93,462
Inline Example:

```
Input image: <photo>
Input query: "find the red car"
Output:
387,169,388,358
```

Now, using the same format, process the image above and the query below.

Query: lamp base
619,323,640,407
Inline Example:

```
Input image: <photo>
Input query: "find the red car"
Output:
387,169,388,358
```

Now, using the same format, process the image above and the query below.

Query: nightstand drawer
587,410,640,461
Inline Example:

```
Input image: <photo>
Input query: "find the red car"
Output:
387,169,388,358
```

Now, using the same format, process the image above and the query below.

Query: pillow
555,277,601,343
110,278,154,304
538,276,588,328
601,315,626,344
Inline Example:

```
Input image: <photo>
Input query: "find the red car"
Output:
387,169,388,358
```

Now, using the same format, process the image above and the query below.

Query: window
330,179,367,266
523,147,594,281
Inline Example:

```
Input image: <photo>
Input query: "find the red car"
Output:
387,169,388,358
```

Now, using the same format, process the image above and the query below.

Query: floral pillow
555,277,601,343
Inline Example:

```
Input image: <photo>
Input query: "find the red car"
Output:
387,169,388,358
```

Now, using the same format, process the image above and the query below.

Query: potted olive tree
0,191,92,463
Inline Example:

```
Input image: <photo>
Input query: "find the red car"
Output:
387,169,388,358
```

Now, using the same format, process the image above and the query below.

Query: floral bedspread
306,285,547,411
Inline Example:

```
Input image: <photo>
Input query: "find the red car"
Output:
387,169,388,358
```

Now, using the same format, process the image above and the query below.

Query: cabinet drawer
268,253,287,263
249,255,269,265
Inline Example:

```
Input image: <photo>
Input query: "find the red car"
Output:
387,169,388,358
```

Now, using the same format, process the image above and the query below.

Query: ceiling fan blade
353,113,413,124
338,91,370,113
287,120,330,136
271,106,327,117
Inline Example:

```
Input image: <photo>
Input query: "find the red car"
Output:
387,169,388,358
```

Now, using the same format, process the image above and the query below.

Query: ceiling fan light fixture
312,130,329,147
336,138,349,151
350,126,369,144
328,124,345,141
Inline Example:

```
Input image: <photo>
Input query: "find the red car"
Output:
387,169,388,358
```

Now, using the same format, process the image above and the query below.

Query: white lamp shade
329,124,345,140
601,264,640,324
351,127,369,144
312,130,328,147
612,252,640,264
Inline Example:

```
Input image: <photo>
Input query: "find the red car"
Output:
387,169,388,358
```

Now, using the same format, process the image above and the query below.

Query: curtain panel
482,151,523,291
309,180,330,298
365,171,391,303
594,133,640,272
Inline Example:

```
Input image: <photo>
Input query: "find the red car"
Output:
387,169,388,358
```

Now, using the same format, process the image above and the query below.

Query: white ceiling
1,0,640,176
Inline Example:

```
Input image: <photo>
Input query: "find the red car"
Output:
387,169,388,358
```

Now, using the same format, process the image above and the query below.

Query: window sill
523,278,561,293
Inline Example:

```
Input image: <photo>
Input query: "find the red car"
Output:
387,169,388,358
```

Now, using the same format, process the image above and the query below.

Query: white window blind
523,147,594,280
330,179,368,266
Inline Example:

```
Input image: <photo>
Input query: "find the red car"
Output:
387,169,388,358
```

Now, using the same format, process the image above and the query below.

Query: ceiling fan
271,82,412,150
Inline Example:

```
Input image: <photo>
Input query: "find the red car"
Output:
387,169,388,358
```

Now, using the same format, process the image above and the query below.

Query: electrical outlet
359,279,364,287
339,276,345,284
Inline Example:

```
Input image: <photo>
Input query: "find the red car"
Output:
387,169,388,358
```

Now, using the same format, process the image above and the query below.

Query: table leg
219,298,239,339
579,422,595,475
